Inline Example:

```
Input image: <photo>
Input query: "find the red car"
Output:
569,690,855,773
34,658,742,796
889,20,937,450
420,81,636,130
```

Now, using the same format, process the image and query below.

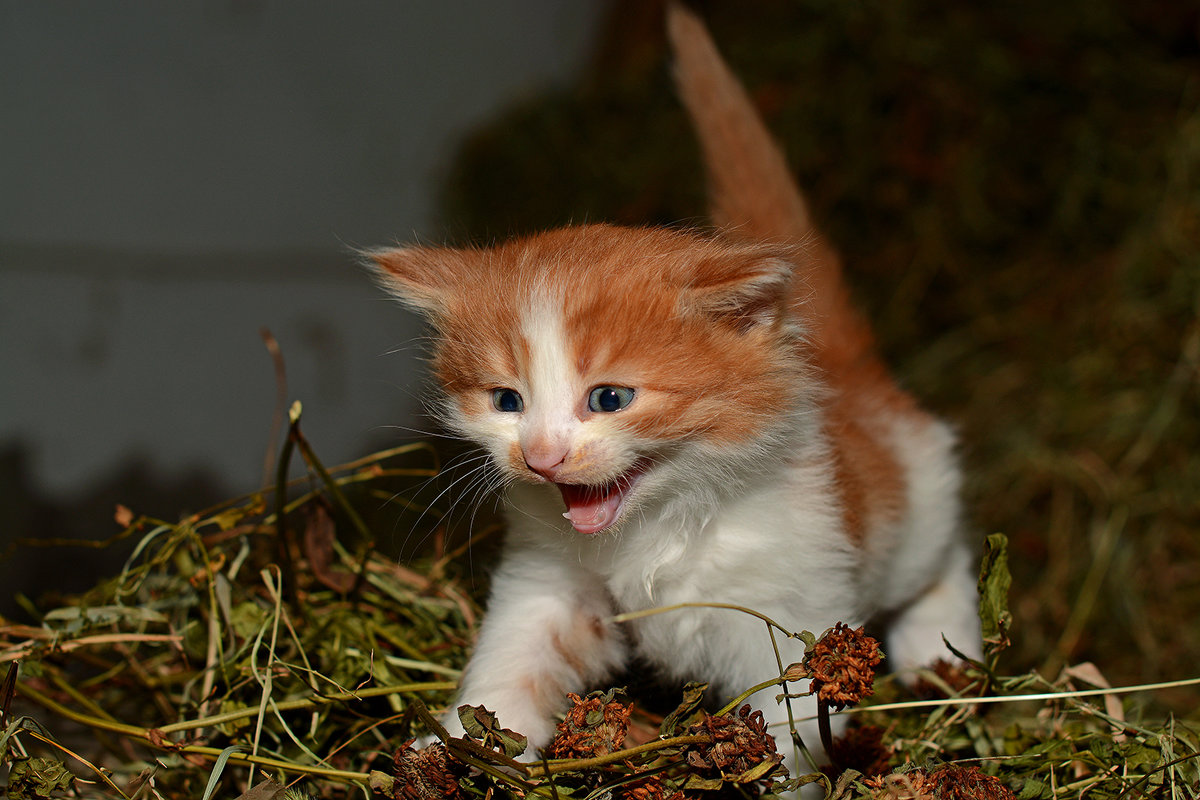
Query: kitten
370,1,982,776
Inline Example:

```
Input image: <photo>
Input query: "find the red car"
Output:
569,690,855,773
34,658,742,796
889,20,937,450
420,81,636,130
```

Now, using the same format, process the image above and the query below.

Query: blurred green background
440,0,1199,709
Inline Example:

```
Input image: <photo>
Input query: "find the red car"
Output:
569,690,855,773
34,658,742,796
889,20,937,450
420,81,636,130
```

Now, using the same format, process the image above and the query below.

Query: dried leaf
303,501,355,593
457,705,527,759
6,757,75,799
1061,662,1125,741
978,533,1013,654
660,680,708,736
113,504,134,527
233,779,288,800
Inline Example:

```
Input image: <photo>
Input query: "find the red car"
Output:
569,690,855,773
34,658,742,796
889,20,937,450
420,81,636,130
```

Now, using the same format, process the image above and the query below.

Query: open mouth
556,460,651,534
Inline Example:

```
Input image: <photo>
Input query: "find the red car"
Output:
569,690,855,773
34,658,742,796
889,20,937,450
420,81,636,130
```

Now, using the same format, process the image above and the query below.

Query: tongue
558,482,627,534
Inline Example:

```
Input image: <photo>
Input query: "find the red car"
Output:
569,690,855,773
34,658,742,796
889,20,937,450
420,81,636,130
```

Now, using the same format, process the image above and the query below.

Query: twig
15,679,454,738
259,328,289,491
794,675,1200,721
0,633,182,665
526,734,713,777
272,402,302,609
611,601,797,638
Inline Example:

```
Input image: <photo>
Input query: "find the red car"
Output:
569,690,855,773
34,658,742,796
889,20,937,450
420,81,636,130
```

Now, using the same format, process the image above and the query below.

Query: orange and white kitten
371,3,981,773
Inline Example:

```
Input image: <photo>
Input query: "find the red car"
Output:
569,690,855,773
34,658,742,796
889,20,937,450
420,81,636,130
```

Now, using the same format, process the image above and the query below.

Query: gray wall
1,2,603,505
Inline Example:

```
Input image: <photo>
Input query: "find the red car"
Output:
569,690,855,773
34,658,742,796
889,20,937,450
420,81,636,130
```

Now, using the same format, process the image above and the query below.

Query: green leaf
978,532,1013,654
367,770,395,794
458,704,496,740
6,757,75,800
456,704,528,758
43,604,167,629
733,756,785,784
493,727,528,759
1018,777,1051,799
661,681,708,736
682,774,725,791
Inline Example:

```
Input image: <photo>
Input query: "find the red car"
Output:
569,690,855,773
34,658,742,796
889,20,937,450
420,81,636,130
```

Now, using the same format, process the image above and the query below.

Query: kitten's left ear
683,254,794,331
365,245,473,319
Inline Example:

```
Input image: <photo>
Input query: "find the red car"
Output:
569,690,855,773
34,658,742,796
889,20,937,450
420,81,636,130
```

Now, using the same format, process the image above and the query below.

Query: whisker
400,454,503,556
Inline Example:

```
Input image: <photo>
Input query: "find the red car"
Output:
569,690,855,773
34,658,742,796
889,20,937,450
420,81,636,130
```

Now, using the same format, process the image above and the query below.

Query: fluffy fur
369,2,982,777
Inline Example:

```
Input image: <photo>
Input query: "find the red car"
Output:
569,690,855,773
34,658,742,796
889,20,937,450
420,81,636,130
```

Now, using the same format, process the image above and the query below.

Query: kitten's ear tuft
684,255,794,331
365,246,469,318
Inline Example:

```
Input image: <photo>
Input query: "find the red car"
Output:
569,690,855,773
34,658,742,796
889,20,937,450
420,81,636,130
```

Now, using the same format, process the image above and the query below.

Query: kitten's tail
666,2,874,366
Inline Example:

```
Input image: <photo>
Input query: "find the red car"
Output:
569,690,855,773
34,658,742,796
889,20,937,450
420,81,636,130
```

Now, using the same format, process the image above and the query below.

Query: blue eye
491,388,524,413
588,386,635,413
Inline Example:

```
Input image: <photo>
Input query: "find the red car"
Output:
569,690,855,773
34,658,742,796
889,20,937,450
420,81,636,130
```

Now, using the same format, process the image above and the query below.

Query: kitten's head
370,224,810,534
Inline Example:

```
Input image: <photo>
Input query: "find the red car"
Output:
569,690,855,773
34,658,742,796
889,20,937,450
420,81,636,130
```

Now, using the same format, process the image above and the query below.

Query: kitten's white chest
557,466,861,689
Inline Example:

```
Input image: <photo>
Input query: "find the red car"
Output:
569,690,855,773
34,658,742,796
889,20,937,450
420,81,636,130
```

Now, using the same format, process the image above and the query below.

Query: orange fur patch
375,223,924,545
378,225,807,445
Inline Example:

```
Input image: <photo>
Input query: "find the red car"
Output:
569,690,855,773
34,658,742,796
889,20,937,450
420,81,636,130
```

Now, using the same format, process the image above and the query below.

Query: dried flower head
927,765,1016,800
684,704,785,783
392,740,464,800
862,765,1016,800
862,770,933,800
804,622,883,710
622,774,687,800
548,689,633,759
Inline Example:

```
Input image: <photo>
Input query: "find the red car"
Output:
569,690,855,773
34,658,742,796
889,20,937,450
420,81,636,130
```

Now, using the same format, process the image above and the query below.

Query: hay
2,437,1197,797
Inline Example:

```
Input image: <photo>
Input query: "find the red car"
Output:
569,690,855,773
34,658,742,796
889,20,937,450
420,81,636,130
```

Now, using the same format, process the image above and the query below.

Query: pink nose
524,444,567,480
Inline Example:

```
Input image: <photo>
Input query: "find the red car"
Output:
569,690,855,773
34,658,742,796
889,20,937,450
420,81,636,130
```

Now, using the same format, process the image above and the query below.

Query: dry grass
2,479,1197,797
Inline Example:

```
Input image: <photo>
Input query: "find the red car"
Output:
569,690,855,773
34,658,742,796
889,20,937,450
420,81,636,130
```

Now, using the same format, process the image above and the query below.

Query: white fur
871,416,983,672
519,295,579,450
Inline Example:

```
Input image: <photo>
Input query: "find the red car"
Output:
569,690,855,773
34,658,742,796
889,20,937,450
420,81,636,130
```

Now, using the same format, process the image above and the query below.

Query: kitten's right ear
365,246,469,318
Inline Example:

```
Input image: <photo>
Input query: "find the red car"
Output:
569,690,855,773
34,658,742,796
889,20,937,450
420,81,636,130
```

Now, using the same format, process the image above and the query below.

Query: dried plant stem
798,675,1200,721
816,699,833,764
273,403,301,607
0,633,182,664
290,424,373,548
16,679,454,739
611,601,796,638
259,328,289,491
14,680,466,789
246,566,286,787
613,601,820,774
767,623,818,774
161,681,457,734
526,734,713,778
182,745,371,784
714,676,785,718
182,441,437,533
